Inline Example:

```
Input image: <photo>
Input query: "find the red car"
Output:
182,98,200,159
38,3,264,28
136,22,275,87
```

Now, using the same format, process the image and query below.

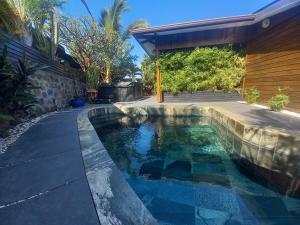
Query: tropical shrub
0,45,46,123
86,67,99,89
245,87,260,104
141,55,156,95
141,47,245,94
268,88,289,111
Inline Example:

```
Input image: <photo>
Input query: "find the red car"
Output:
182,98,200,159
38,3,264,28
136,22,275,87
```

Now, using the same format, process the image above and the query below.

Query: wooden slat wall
244,14,300,112
0,35,85,82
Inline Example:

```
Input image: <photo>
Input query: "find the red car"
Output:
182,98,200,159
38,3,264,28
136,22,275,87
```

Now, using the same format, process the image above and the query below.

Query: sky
62,0,274,64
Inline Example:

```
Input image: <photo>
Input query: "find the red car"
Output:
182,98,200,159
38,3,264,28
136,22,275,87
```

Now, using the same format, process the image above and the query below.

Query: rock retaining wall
30,70,85,114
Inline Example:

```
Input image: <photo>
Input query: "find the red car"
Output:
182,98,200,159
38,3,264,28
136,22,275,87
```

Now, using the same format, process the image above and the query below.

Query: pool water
95,115,300,225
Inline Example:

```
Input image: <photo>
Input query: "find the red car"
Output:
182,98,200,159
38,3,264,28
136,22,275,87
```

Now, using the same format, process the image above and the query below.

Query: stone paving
0,108,100,225
121,96,300,135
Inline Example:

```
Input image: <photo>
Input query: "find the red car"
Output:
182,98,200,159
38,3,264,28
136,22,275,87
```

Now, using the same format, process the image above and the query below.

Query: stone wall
30,70,85,114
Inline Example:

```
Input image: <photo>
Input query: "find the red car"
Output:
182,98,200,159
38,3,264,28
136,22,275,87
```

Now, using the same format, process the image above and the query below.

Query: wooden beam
156,49,163,103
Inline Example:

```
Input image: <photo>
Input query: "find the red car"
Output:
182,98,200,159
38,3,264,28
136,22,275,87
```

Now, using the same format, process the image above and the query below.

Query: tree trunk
50,10,58,60
105,64,111,83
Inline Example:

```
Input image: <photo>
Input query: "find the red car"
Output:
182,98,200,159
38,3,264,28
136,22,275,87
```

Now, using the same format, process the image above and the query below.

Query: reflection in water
93,115,300,225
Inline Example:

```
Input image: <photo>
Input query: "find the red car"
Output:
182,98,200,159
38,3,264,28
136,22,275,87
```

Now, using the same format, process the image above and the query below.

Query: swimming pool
93,115,300,225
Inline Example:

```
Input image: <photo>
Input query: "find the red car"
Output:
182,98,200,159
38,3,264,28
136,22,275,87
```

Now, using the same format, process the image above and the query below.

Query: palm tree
127,63,141,82
2,0,64,53
99,0,148,83
5,0,33,45
0,1,22,35
80,0,94,19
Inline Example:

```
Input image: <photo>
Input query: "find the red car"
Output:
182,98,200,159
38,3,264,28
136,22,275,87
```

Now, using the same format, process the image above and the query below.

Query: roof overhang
132,0,300,57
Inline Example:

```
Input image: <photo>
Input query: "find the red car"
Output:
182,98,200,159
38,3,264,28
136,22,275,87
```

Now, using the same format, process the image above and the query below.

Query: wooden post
156,49,163,103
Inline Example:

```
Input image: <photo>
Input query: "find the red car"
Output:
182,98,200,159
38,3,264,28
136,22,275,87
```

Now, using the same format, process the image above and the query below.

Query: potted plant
70,95,85,107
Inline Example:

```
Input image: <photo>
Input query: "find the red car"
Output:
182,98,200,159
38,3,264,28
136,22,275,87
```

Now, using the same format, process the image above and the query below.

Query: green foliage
0,1,21,35
160,47,245,93
268,88,289,112
2,0,65,54
140,47,245,94
99,0,147,82
86,67,99,89
61,0,147,84
99,0,148,41
0,44,46,122
245,87,260,104
32,29,51,56
141,55,156,95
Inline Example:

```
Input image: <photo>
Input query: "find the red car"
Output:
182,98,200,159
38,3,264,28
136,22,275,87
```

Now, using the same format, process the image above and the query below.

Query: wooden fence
0,34,85,82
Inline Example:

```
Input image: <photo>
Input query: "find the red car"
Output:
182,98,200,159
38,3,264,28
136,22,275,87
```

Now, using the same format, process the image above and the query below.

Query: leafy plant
0,1,22,35
141,55,156,95
73,95,82,100
0,44,46,122
86,67,99,89
140,47,245,94
2,0,65,56
268,88,289,112
245,87,260,104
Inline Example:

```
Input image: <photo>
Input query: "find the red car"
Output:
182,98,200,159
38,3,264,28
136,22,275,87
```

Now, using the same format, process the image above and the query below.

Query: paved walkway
127,97,300,135
0,108,100,225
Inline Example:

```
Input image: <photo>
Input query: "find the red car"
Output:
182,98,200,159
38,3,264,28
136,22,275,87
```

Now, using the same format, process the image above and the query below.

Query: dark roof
132,0,300,56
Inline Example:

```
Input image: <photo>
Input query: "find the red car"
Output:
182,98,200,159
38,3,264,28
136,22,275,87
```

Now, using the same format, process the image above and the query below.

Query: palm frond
80,0,94,19
100,0,129,32
0,1,22,35
123,20,148,40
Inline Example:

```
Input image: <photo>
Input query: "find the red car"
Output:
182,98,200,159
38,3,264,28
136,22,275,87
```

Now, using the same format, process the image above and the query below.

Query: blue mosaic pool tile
148,197,195,225
139,160,164,179
195,207,231,225
192,174,231,187
162,160,192,181
192,162,227,175
127,178,160,197
194,184,241,214
191,153,223,163
157,180,195,206
240,195,293,219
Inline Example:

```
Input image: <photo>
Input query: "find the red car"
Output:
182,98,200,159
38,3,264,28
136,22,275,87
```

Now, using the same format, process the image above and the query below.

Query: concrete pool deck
0,99,300,225
121,97,300,135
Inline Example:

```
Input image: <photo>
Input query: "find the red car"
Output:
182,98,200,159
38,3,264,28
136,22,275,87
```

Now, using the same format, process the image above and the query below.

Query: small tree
60,17,98,73
99,0,147,82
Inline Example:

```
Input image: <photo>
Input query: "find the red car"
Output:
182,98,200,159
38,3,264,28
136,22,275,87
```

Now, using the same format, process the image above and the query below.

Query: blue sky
62,0,274,63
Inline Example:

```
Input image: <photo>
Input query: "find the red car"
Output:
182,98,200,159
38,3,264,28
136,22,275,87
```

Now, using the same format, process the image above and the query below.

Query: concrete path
0,108,100,225
127,97,300,135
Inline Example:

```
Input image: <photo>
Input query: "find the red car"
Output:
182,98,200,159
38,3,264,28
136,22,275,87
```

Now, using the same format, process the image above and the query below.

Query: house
132,0,300,112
